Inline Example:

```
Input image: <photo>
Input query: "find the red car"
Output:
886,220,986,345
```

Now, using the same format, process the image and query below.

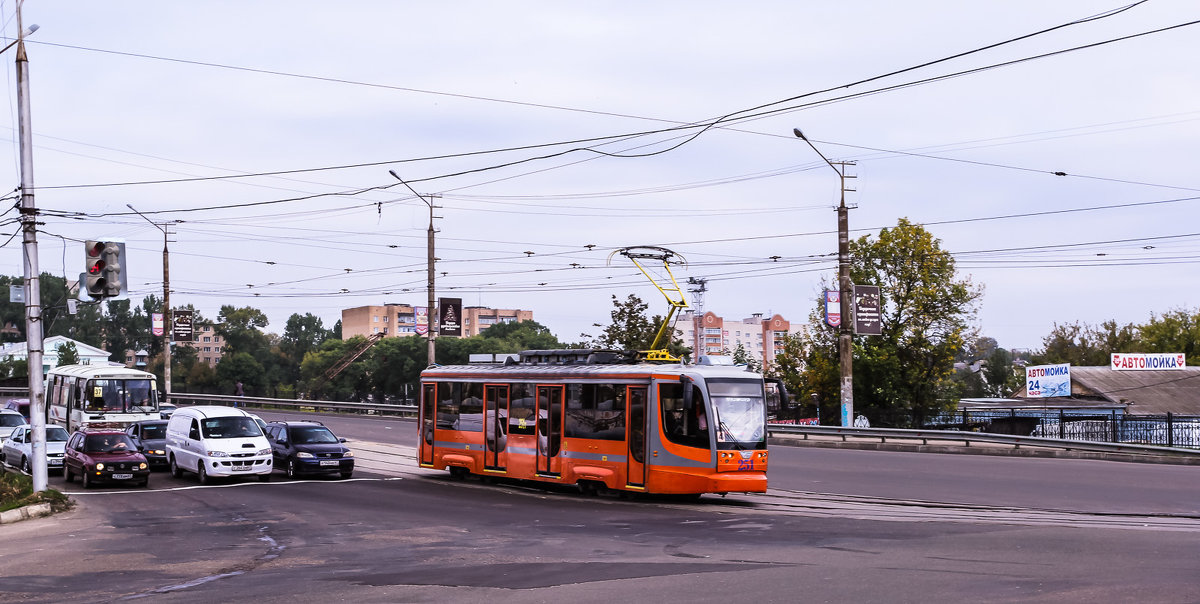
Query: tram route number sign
172,310,193,342
853,285,882,336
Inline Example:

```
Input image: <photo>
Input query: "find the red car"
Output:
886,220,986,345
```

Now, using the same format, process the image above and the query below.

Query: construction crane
609,246,689,362
308,332,385,396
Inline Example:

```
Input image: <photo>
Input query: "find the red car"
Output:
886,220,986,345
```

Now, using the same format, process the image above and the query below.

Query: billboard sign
853,285,882,336
824,290,841,328
1026,363,1071,398
172,310,193,342
1111,353,1186,371
415,307,428,336
438,297,462,337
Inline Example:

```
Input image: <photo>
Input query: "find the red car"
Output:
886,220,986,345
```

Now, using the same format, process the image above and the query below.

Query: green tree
1033,320,1137,366
55,341,80,366
778,219,981,427
215,352,265,397
595,293,689,358
478,319,561,350
729,343,763,373
1136,308,1200,363
216,306,270,356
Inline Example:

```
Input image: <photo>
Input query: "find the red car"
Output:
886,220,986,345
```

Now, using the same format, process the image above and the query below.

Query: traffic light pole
15,11,47,493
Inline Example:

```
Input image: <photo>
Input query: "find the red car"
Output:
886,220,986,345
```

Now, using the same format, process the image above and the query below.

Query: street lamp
794,128,855,427
127,205,177,401
389,170,438,366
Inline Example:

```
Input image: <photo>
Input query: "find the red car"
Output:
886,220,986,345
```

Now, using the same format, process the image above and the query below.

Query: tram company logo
1111,353,1186,371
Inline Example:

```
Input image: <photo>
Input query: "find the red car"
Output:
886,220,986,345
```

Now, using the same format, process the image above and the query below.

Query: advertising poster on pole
853,285,882,336
172,310,193,342
1026,363,1071,398
152,313,164,337
824,290,841,328
439,297,462,337
415,307,428,336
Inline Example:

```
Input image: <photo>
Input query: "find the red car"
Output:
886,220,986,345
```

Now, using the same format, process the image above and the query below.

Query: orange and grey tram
418,350,775,496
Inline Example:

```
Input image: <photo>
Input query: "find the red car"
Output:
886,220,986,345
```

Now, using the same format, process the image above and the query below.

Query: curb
0,501,52,524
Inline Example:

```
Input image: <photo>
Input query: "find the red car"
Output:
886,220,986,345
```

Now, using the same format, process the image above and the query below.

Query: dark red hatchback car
64,429,151,488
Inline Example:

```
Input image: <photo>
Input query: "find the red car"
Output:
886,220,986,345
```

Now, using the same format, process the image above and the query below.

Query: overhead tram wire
29,4,1184,197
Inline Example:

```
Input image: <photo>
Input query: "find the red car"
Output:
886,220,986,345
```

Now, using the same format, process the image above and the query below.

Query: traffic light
82,240,128,299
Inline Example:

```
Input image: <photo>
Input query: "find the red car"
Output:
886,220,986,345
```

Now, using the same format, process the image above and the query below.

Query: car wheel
21,456,31,474
81,470,92,489
286,459,298,479
64,465,74,483
340,471,353,480
170,457,183,478
197,464,208,485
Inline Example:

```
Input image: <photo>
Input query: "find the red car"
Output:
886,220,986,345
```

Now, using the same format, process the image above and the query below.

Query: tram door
419,383,436,466
626,386,647,488
484,385,509,470
536,385,563,475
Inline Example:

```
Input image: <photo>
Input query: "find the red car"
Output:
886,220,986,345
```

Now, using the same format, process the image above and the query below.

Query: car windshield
85,379,158,413
201,417,263,439
708,379,766,449
84,433,138,453
141,424,167,439
47,427,70,441
0,415,24,428
290,426,339,444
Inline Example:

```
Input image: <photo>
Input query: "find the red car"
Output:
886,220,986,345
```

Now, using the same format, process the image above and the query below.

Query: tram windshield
84,379,158,413
708,379,766,450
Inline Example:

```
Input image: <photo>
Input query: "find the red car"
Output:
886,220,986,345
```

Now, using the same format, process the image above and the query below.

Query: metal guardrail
767,423,1200,458
167,393,419,418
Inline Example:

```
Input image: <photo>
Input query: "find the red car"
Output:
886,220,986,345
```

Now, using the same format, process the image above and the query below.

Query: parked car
2,425,69,474
0,409,27,440
63,429,151,488
166,406,272,484
264,421,354,479
126,420,170,469
4,399,31,421
158,402,179,420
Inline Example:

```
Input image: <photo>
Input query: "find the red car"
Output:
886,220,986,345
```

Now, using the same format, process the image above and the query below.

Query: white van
166,406,272,483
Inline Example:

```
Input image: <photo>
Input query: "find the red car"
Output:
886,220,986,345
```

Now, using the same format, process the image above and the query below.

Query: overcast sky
2,1,1198,351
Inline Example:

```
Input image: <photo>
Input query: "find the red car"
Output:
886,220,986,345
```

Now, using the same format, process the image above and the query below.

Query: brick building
341,304,533,339
674,310,805,371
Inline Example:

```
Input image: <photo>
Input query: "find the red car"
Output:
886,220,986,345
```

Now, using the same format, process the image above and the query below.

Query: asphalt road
1,410,1197,603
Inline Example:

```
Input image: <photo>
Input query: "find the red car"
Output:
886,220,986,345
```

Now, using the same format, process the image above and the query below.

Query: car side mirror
339,437,347,443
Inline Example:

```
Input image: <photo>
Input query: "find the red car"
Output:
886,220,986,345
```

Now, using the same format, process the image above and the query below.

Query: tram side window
508,383,535,435
458,382,483,432
436,382,461,430
659,383,709,448
565,383,626,441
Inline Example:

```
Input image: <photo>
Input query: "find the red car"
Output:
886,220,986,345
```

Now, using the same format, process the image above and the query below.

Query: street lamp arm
793,128,842,179
388,170,432,208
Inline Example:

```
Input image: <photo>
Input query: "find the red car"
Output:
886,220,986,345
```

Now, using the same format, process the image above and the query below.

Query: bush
0,471,72,513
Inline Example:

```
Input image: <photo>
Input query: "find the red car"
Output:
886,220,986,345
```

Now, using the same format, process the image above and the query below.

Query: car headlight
296,452,314,459
256,448,271,456
207,450,229,457
138,462,148,470
344,450,354,458
95,463,105,471
150,449,165,455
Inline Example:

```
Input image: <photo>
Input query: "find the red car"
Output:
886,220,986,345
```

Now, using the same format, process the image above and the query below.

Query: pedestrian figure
234,381,244,407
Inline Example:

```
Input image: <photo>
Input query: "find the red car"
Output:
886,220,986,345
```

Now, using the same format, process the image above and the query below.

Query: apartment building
674,310,805,371
341,304,533,339
123,323,225,368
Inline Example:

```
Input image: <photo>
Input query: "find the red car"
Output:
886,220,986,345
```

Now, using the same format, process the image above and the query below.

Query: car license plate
49,459,63,466
231,465,252,472
319,460,338,466
112,473,133,480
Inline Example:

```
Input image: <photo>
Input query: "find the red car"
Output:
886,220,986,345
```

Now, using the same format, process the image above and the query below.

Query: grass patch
0,471,73,513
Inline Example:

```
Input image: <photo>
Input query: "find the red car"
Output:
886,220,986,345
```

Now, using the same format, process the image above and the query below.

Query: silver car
0,409,26,440
2,425,70,474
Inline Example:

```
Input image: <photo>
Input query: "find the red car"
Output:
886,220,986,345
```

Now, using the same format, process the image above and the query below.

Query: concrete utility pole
794,128,857,427
13,9,46,491
127,205,172,399
388,171,440,366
